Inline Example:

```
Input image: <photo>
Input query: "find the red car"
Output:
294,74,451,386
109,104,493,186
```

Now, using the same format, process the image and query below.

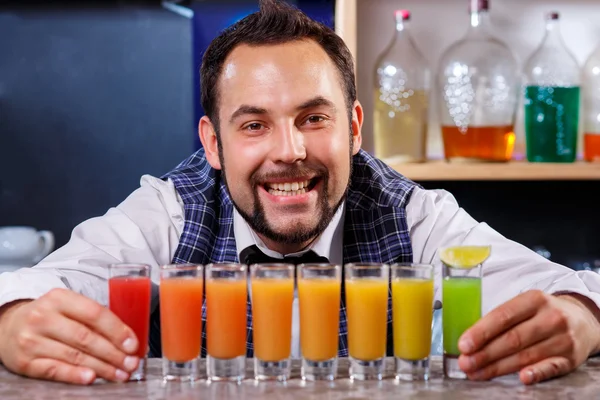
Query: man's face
201,40,362,250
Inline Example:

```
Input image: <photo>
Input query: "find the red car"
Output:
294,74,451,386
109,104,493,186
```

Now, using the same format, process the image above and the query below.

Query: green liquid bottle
524,86,580,162
523,12,580,163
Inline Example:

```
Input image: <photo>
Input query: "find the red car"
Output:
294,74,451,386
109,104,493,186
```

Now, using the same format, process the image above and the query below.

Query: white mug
0,226,55,267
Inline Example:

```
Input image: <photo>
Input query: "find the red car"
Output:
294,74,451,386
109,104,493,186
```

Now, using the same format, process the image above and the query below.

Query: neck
465,9,490,38
390,11,410,46
542,19,563,48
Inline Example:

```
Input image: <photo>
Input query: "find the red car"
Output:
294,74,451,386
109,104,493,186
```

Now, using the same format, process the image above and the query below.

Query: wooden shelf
388,161,600,181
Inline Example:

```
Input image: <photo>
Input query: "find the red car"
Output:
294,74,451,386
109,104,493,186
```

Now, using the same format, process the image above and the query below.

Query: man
0,0,599,387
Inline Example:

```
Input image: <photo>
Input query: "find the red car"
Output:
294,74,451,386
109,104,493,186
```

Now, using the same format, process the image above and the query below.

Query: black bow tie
240,245,330,266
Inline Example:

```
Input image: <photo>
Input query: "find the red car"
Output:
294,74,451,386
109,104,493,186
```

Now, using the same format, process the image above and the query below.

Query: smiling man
0,0,600,387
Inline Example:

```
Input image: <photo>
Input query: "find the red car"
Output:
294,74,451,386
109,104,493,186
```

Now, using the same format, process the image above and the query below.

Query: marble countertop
2,356,600,399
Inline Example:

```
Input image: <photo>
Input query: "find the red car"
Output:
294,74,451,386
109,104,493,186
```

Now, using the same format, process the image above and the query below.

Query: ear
350,100,363,155
198,116,222,170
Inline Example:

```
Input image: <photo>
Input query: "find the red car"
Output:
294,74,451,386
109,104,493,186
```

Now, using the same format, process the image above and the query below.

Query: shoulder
161,148,228,205
347,150,418,210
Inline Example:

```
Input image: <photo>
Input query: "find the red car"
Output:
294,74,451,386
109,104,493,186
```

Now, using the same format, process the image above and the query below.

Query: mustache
250,163,328,185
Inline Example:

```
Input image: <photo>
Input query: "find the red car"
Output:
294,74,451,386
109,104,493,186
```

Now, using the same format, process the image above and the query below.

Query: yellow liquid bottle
373,10,430,164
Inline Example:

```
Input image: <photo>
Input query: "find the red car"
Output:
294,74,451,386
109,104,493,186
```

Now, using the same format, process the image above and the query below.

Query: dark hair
200,0,356,133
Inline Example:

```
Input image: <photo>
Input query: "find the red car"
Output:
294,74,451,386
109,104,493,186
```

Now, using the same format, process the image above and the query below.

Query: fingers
45,289,139,355
465,334,574,381
37,311,139,375
520,357,573,385
459,290,548,354
29,336,131,383
458,306,563,373
25,358,96,385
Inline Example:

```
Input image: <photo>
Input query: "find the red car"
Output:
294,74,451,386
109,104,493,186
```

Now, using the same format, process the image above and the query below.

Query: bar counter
2,356,600,399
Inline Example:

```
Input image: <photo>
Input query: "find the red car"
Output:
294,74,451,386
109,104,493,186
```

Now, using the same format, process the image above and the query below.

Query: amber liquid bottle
437,0,519,162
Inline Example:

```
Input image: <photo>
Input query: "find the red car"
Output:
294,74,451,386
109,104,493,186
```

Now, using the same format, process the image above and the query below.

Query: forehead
217,40,344,114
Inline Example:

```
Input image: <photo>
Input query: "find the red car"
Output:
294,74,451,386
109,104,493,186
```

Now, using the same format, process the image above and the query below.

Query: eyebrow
229,105,268,124
228,96,337,124
296,96,336,113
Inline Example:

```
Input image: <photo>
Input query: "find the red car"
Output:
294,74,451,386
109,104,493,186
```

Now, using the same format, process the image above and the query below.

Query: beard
227,161,350,246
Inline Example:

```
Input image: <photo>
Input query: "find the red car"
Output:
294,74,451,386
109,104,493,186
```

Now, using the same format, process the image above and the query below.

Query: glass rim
205,263,246,272
160,263,203,271
297,263,340,270
250,263,295,271
390,263,433,272
108,263,150,271
441,262,482,270
345,262,389,270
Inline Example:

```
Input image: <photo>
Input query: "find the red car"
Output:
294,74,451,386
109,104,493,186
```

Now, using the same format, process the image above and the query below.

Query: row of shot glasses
107,260,482,382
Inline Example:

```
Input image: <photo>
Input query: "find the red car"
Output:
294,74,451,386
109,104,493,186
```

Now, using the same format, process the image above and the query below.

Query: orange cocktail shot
345,263,389,381
298,263,341,381
205,263,247,382
250,263,294,381
159,264,204,381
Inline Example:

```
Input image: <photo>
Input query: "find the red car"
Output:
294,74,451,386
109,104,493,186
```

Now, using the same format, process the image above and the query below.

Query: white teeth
266,180,311,192
267,188,307,197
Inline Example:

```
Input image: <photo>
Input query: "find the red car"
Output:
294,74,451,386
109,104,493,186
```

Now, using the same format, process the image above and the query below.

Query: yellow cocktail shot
391,264,434,381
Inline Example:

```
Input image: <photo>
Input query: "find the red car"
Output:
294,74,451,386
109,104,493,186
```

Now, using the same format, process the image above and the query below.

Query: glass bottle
373,10,430,164
523,12,580,163
437,0,519,162
582,44,600,162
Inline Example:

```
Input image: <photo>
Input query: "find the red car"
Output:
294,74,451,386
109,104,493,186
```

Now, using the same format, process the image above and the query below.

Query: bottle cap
395,9,410,21
468,0,489,12
546,11,560,20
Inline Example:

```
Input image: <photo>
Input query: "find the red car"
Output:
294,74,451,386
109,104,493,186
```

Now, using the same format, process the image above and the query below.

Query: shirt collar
233,202,345,263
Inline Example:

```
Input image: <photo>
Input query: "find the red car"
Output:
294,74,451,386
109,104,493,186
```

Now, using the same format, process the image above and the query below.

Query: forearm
0,179,183,309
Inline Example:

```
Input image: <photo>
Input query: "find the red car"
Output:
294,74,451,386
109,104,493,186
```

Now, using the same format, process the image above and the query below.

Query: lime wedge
439,246,491,268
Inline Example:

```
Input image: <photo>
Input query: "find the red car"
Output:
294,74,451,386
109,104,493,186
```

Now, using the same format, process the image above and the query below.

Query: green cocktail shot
439,245,489,379
442,277,482,356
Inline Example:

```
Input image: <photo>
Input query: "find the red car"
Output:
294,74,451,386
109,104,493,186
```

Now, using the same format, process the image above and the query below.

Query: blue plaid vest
148,148,417,358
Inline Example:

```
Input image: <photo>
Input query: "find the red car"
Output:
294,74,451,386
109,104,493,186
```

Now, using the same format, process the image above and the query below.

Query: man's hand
0,288,141,385
457,290,600,384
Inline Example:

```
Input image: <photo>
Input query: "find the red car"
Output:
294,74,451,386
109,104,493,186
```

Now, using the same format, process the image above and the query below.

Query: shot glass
297,263,341,381
345,263,389,381
250,263,295,381
205,263,247,382
159,264,204,381
108,263,151,381
391,264,434,381
442,260,482,379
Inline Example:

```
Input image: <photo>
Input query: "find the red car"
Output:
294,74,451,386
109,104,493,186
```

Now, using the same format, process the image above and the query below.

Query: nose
271,123,306,163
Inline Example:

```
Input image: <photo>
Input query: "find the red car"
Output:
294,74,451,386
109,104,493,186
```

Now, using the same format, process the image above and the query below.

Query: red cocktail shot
108,263,151,381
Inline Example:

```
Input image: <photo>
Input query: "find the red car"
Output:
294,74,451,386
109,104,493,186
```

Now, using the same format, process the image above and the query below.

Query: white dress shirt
1,174,599,351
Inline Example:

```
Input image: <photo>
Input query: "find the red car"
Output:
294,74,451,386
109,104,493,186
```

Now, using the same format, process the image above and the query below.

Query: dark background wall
0,3,195,247
419,181,600,269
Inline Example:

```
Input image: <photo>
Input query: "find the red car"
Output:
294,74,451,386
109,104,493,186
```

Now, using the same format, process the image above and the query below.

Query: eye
243,122,264,131
304,115,326,124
